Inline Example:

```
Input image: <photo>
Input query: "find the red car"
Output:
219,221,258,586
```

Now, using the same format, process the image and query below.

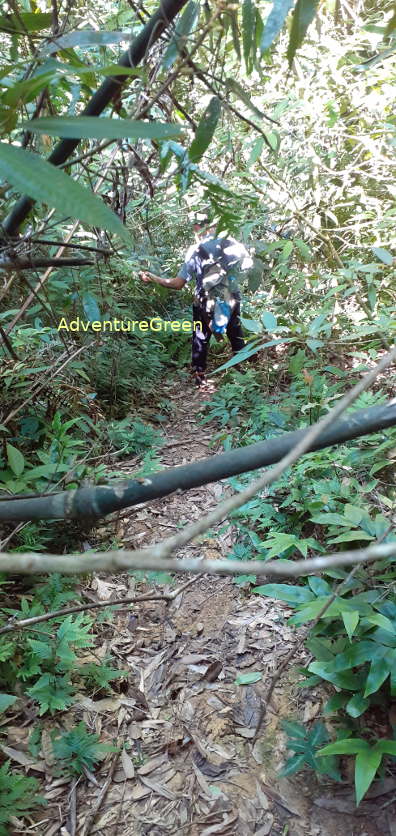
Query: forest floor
15,376,395,836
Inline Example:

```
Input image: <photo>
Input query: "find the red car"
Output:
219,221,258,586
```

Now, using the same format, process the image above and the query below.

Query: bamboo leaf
41,30,134,55
24,116,182,141
318,739,369,756
82,293,101,322
364,657,390,697
0,12,52,34
6,443,25,477
230,10,241,59
342,610,359,641
226,78,264,120
355,749,382,805
235,671,262,684
345,693,369,718
0,142,130,244
262,311,277,331
188,97,221,163
372,247,393,265
162,1,199,69
3,73,57,106
0,694,17,712
287,0,319,66
260,0,294,52
242,0,255,73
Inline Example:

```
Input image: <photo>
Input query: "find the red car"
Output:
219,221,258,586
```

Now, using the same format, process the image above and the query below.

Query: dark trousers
192,301,245,373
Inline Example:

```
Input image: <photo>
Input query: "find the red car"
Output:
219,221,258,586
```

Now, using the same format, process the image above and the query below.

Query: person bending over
139,216,252,387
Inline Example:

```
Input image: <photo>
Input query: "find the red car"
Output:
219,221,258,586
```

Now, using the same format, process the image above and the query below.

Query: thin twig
68,778,78,836
0,575,200,635
1,540,396,581
80,750,120,836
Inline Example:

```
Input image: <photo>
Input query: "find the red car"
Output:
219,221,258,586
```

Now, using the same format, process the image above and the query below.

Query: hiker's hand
139,271,152,283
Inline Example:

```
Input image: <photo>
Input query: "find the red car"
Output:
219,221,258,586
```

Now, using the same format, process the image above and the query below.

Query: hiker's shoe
193,371,207,387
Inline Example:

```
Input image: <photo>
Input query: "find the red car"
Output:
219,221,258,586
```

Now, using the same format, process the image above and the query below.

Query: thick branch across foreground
0,540,395,576
1,400,395,521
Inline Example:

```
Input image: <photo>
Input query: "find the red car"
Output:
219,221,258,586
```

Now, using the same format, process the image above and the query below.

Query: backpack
197,241,240,335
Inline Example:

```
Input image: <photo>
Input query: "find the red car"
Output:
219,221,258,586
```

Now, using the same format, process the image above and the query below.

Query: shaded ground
6,377,396,835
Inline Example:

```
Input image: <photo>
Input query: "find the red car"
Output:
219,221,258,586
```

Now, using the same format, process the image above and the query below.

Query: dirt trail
48,380,392,835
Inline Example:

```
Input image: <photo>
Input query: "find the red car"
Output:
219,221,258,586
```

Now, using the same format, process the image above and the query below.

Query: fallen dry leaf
0,744,46,772
121,748,135,779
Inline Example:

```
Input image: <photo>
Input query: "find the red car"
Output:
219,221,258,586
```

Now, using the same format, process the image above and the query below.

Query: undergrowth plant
0,761,45,835
0,576,126,715
51,723,116,775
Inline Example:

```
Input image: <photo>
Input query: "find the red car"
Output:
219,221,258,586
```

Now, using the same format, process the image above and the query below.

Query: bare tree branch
0,539,395,578
0,257,95,270
0,576,200,635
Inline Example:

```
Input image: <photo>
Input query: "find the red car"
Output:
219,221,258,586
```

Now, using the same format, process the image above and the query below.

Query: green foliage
79,661,128,693
0,583,125,715
52,722,116,775
260,0,294,53
25,116,182,140
0,694,16,712
317,738,396,804
89,339,167,418
0,142,129,243
280,721,341,780
189,96,222,164
0,761,44,834
163,1,199,70
107,417,163,457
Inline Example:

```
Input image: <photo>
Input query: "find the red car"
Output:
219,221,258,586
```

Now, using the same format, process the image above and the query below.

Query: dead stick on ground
69,778,78,836
80,750,120,836
0,574,200,635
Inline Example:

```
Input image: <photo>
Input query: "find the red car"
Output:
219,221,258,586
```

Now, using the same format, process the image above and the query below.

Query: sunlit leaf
41,30,134,55
372,247,393,265
235,671,262,684
262,311,277,331
385,5,396,35
294,238,312,260
260,0,294,52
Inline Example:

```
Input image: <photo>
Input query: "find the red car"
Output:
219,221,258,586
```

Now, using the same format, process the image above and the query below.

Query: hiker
139,216,253,386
